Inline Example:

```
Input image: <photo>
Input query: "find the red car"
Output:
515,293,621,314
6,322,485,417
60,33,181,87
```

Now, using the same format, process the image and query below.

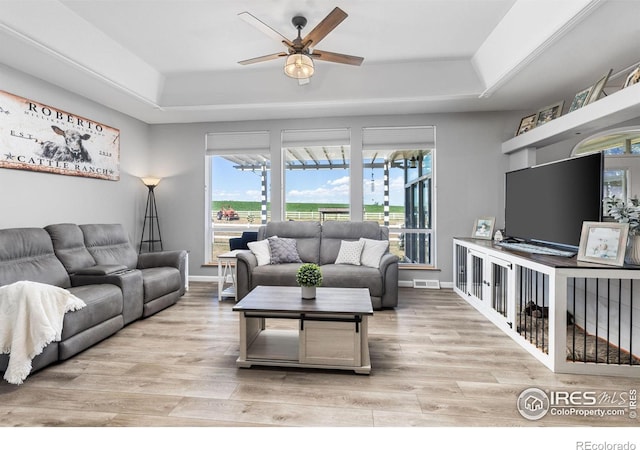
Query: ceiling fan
238,6,364,84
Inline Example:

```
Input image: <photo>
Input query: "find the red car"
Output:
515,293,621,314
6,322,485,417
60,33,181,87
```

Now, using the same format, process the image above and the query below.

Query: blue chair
229,231,258,250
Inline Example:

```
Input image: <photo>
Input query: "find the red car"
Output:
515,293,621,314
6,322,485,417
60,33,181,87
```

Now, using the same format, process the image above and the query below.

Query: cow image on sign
40,125,92,163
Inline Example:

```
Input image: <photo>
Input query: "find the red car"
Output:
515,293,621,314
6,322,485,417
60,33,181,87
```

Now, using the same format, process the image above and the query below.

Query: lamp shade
141,177,161,187
284,53,314,79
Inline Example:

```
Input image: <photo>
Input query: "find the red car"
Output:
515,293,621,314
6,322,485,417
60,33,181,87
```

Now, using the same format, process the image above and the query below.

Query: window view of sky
212,156,406,205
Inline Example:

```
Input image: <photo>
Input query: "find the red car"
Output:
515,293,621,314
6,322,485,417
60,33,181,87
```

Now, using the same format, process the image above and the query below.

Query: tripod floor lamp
139,177,163,253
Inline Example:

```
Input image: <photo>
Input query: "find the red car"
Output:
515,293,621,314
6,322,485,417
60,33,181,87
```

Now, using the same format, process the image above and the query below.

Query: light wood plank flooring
1,282,639,428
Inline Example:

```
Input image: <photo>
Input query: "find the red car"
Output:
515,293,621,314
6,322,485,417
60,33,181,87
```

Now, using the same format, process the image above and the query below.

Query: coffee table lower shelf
236,315,371,374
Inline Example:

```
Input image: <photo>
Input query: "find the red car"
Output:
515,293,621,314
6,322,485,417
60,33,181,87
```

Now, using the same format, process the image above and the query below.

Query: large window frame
205,131,271,264
362,126,436,267
203,126,436,267
281,128,351,222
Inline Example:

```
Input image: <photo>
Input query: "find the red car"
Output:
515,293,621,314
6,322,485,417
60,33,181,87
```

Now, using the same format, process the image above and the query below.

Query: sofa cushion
74,264,128,275
45,223,96,273
319,264,383,297
360,238,389,268
140,267,182,303
80,224,138,269
252,263,304,287
334,240,364,265
261,221,321,263
248,239,271,266
63,284,123,339
268,237,302,264
0,228,71,288
320,221,382,264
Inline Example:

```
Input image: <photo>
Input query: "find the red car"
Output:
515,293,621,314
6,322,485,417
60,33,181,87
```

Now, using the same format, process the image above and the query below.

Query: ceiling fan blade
238,11,294,48
302,7,348,49
238,52,288,65
310,49,364,66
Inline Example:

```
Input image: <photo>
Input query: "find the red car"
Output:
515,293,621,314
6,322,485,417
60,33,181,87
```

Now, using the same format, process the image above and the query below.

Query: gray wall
149,113,518,284
0,63,151,242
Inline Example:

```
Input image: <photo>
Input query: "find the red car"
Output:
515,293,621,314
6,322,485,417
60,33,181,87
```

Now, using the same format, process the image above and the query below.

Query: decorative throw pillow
268,237,302,264
334,240,364,265
359,238,389,268
247,239,271,266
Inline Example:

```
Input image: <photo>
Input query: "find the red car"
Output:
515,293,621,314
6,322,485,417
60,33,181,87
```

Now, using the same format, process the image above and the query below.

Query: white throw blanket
0,281,86,384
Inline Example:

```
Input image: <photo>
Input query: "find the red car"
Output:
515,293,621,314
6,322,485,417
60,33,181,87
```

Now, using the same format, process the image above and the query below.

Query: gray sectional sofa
0,223,187,380
236,221,399,309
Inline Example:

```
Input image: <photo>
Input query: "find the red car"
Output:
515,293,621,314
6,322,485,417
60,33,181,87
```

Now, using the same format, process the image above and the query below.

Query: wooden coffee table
232,285,373,374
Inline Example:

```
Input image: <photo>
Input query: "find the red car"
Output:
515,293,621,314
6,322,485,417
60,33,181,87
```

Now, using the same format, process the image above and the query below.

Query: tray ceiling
0,0,638,124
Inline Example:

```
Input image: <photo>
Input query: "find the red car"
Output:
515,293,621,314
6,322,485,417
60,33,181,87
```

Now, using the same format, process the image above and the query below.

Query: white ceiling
1,0,639,124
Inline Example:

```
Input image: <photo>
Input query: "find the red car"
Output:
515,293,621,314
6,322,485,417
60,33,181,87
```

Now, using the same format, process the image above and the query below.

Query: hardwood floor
1,282,639,431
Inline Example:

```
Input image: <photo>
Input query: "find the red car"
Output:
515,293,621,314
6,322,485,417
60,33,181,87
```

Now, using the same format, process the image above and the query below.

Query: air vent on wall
413,279,440,289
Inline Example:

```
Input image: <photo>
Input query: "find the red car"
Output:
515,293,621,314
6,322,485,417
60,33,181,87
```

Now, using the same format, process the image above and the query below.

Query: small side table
217,250,242,301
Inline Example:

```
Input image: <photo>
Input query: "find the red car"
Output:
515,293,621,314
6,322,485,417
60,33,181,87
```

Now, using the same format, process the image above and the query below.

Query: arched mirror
572,126,640,202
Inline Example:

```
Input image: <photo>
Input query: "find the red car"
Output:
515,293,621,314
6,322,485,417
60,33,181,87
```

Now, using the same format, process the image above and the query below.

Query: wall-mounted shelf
502,82,640,154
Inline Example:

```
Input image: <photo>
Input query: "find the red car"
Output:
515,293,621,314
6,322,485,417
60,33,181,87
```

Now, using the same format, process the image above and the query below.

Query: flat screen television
504,152,603,248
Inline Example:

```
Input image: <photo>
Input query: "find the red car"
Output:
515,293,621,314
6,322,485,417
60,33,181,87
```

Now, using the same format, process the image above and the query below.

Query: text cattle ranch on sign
0,90,120,181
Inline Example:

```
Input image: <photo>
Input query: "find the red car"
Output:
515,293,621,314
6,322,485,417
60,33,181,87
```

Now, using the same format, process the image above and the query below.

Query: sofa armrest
379,253,399,308
137,250,188,295
71,269,144,325
379,253,398,274
137,250,185,269
236,250,257,301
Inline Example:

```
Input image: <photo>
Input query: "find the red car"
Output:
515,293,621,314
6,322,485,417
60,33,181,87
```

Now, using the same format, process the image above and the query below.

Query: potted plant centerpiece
296,263,323,299
603,196,640,264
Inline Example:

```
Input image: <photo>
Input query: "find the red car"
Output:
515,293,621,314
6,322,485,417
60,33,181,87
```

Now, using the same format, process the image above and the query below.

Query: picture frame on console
577,221,629,267
472,217,495,240
515,113,537,136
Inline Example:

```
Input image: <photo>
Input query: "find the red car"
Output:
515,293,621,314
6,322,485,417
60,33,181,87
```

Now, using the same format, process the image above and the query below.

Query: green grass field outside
213,201,404,214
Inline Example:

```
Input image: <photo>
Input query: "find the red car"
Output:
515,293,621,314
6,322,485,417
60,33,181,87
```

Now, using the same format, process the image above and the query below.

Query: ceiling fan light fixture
284,53,314,79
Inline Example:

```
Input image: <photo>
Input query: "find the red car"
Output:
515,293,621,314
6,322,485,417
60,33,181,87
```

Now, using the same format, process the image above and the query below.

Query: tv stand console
453,238,640,376
496,240,577,257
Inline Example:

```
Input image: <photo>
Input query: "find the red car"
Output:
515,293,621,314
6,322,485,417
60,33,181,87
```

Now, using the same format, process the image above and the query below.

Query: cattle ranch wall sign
0,90,120,181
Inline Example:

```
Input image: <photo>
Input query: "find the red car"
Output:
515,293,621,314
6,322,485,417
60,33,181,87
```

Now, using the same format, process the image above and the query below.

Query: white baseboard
189,275,218,283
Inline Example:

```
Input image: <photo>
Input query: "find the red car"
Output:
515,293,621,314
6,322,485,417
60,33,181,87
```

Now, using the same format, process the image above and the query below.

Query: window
282,128,351,222
604,169,628,201
204,126,435,266
572,127,640,208
362,126,435,266
205,132,270,263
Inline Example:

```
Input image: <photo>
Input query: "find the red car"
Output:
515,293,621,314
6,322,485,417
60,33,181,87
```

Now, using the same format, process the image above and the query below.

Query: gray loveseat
0,223,187,380
236,221,399,309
